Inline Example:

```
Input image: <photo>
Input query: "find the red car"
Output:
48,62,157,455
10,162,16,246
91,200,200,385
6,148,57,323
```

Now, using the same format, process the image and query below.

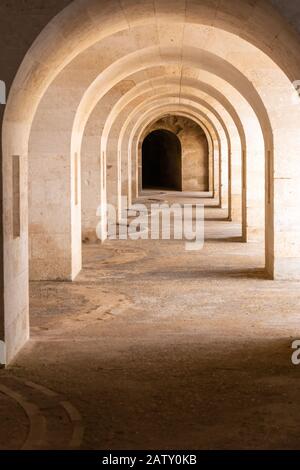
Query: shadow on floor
4,335,299,450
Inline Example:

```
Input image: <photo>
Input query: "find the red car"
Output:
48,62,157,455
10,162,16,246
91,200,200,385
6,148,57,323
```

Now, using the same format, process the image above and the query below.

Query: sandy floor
1,192,300,450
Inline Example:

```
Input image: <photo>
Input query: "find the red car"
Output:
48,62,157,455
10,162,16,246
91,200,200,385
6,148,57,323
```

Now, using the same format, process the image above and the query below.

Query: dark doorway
142,129,182,190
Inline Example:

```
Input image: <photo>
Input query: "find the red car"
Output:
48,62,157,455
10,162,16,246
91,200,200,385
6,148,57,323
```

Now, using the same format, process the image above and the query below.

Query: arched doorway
142,129,182,191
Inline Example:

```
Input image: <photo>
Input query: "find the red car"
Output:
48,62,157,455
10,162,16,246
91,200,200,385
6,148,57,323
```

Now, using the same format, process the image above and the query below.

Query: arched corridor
1,0,300,451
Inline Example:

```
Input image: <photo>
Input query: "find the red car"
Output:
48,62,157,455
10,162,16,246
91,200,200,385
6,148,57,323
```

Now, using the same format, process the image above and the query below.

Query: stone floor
1,192,300,450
